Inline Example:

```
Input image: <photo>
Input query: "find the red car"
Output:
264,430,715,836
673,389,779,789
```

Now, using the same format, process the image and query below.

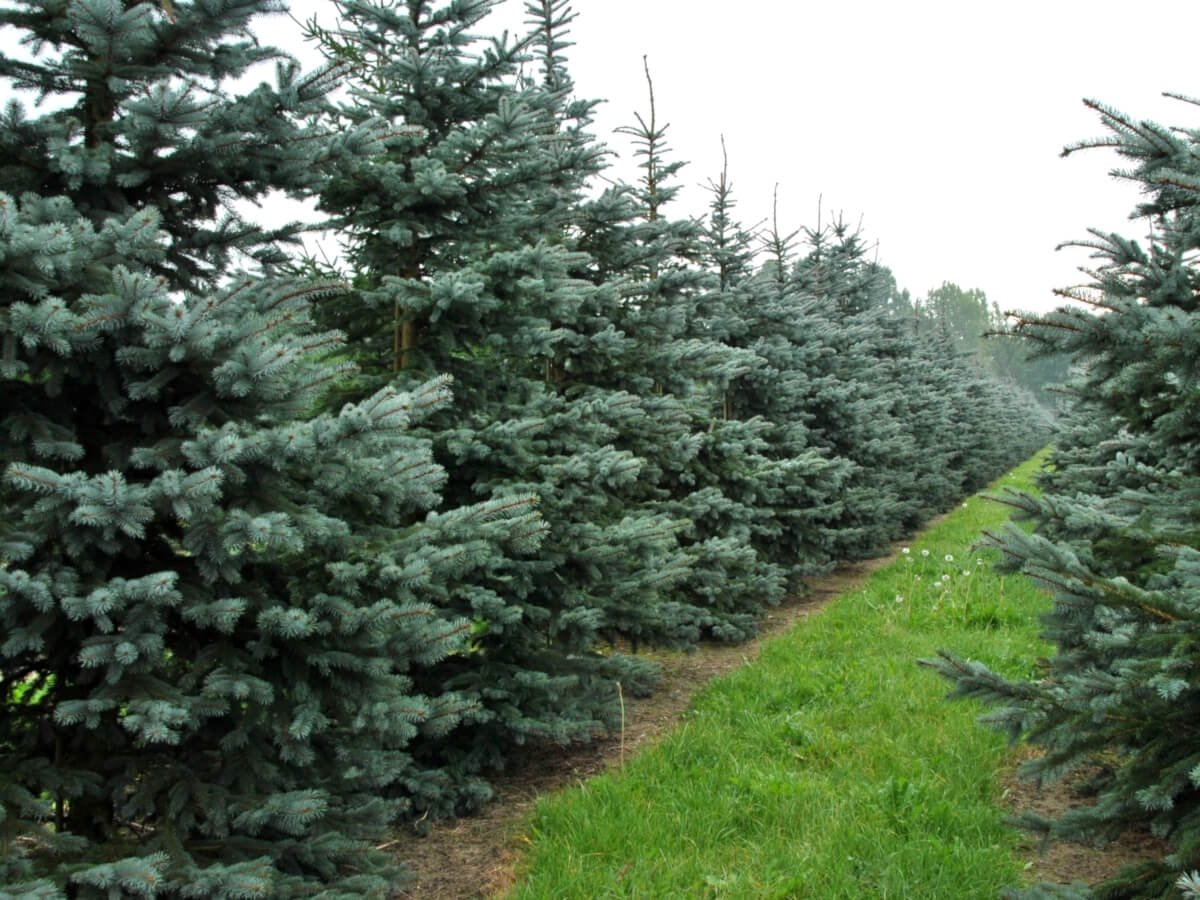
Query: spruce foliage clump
311,0,696,783
0,1,540,893
765,214,1050,560
925,96,1200,899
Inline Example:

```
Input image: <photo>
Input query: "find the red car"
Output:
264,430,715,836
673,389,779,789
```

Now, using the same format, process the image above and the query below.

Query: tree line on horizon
889,280,1071,409
0,0,1055,895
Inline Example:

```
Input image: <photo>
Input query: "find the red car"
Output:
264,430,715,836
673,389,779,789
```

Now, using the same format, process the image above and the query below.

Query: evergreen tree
576,75,795,640
674,143,797,624
916,281,1071,409
925,96,1200,899
0,1,540,893
783,214,1050,555
312,0,709,781
789,217,923,555
921,281,994,364
698,176,852,581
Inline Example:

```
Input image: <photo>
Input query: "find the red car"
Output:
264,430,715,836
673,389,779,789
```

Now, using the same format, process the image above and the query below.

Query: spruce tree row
927,97,1200,899
0,1,1051,894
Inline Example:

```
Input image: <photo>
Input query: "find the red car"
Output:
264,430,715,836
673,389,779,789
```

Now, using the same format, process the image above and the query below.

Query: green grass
505,452,1053,899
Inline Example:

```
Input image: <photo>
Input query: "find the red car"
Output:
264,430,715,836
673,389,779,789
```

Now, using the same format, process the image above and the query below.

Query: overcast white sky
279,0,1200,314
8,0,1200,313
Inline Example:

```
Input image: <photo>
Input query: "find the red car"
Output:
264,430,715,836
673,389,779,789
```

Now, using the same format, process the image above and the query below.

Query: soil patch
1000,746,1170,891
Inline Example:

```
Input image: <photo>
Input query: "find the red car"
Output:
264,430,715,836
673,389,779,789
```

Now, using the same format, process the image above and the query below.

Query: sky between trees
266,0,1200,316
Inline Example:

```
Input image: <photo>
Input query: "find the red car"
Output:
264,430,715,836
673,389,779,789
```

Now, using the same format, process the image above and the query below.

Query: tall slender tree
581,69,793,639
690,151,848,591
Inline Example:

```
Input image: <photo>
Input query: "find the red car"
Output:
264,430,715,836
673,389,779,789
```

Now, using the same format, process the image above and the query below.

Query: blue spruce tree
787,215,1049,555
687,145,846,604
924,96,1200,899
311,0,703,781
0,0,540,893
582,70,793,641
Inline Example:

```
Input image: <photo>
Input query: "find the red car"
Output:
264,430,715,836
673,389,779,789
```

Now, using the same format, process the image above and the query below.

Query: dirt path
387,544,1163,898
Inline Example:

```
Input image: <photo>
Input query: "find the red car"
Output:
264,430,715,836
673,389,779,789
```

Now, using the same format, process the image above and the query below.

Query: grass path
394,542,911,897
503,454,1054,898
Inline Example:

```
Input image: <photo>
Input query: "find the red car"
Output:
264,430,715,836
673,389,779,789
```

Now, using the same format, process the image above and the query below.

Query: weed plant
506,452,1052,898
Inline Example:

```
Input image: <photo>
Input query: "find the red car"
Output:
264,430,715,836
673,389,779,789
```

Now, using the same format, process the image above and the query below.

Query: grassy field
504,452,1053,898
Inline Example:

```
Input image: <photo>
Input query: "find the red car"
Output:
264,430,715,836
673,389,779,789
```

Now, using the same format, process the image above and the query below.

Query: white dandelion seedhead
941,574,951,583
894,594,904,604
1177,871,1200,898
962,502,968,509
921,549,930,558
901,547,910,555
962,570,972,577
944,554,954,563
